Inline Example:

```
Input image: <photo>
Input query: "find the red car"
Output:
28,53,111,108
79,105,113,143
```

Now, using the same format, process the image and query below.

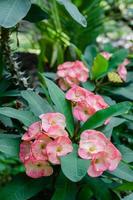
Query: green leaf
0,175,52,200
91,54,109,80
82,81,95,92
109,49,128,70
102,117,126,138
80,101,131,133
61,144,90,182
84,176,112,200
77,185,93,200
122,193,133,200
83,44,98,68
0,0,31,28
52,172,77,200
109,162,133,182
117,145,133,163
44,77,74,136
103,84,133,101
57,0,87,27
0,114,13,127
21,90,53,117
0,107,38,126
0,137,20,157
24,4,49,22
114,182,133,192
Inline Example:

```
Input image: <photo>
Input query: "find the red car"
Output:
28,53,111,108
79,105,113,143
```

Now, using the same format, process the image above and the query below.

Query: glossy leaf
0,0,31,28
0,107,38,126
80,101,131,133
109,162,133,182
91,54,109,80
83,44,98,68
114,182,133,192
109,49,128,70
103,84,133,101
117,145,133,163
52,172,77,200
0,175,52,200
84,176,112,200
102,117,126,138
21,90,53,117
24,4,49,22
0,137,20,157
57,0,87,27
44,77,74,136
61,144,90,182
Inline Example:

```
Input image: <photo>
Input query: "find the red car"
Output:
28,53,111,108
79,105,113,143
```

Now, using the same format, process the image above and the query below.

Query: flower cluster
78,130,121,177
19,113,73,178
57,61,89,90
101,51,129,81
117,59,129,81
66,85,109,122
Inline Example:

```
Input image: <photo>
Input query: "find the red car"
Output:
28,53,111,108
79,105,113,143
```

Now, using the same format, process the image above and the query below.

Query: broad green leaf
103,84,133,101
117,145,133,163
0,107,38,126
0,89,20,97
77,185,93,200
0,0,31,28
0,138,20,157
0,133,21,139
109,162,133,182
122,193,133,200
61,144,90,182
114,182,133,192
52,172,77,200
91,54,109,79
103,43,115,53
109,49,128,70
0,114,13,127
24,4,49,22
80,101,131,133
57,0,87,27
82,81,95,91
102,117,126,138
0,175,52,200
84,176,112,200
44,77,74,136
21,90,53,117
83,44,98,68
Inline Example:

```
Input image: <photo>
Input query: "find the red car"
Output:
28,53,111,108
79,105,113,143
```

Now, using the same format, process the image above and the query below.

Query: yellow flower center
88,146,96,152
56,146,62,152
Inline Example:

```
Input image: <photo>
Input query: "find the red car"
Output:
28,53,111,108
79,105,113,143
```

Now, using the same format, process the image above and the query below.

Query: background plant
0,0,133,200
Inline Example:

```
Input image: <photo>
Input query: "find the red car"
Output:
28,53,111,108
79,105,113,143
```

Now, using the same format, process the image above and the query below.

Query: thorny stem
73,121,80,142
0,27,14,74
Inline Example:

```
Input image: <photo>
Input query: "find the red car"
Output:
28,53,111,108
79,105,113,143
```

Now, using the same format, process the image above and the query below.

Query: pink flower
24,159,53,178
19,141,32,163
31,134,52,161
78,130,121,177
22,121,42,141
40,113,66,132
57,61,89,90
58,78,69,91
117,59,130,81
73,102,95,122
66,86,109,122
66,85,93,102
78,130,108,159
101,51,112,60
46,125,68,139
87,144,121,177
46,136,73,164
